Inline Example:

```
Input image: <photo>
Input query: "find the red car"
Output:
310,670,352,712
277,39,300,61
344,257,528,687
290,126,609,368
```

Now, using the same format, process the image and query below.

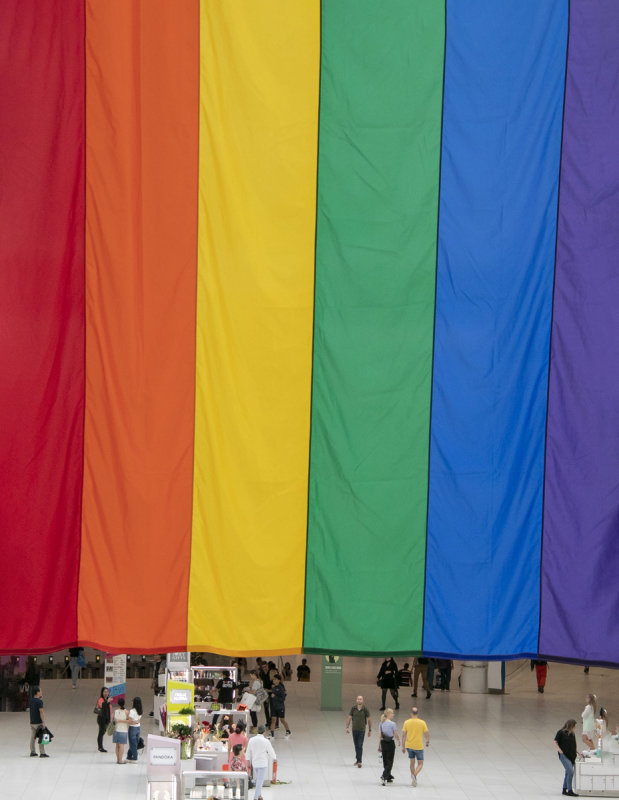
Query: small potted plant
169,723,194,759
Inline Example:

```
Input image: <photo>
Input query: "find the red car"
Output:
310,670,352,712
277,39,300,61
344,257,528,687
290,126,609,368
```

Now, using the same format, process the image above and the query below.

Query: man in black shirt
216,670,236,707
29,687,48,757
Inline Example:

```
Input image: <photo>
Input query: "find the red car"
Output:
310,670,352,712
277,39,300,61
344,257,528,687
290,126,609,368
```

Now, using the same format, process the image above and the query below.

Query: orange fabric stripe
79,0,198,650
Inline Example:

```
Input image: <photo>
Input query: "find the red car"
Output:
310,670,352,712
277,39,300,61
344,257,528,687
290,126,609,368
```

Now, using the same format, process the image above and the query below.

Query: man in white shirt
245,725,277,800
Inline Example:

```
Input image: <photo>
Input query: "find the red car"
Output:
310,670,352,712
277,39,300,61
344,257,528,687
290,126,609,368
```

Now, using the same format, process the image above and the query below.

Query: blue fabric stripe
424,0,568,657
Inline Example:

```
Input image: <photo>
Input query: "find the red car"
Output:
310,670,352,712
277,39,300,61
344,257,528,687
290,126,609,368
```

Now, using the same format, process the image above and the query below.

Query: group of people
346,695,430,787
377,656,454,708
94,687,142,763
244,660,292,738
554,692,618,796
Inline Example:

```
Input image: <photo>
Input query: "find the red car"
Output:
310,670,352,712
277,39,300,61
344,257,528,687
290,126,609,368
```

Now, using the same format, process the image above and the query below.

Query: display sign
166,679,195,731
321,654,342,710
166,652,191,670
169,689,192,705
146,733,181,783
104,653,127,700
150,747,178,766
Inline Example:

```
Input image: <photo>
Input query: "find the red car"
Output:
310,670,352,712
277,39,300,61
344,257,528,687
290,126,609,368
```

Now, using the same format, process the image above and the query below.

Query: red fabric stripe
0,2,85,652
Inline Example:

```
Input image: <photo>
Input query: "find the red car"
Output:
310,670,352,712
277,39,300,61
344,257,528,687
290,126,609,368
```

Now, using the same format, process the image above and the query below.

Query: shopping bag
240,692,256,710
106,720,116,736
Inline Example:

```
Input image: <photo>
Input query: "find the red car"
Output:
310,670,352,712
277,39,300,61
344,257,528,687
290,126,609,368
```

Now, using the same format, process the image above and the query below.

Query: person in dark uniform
213,670,236,725
268,674,291,737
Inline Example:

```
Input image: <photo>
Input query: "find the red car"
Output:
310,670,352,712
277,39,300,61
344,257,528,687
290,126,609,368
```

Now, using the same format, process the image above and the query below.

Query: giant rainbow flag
1,1,618,664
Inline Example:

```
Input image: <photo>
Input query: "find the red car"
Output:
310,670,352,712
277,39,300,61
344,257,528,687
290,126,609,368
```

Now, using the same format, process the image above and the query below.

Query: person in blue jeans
554,719,580,797
126,697,142,762
346,695,372,767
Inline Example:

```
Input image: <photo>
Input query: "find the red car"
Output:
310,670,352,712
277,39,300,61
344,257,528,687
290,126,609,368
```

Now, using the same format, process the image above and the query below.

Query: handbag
93,704,101,715
106,720,116,736
37,726,54,745
137,737,145,750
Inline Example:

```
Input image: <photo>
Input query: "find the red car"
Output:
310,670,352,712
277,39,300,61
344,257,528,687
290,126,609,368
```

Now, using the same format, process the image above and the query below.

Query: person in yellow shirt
401,706,429,786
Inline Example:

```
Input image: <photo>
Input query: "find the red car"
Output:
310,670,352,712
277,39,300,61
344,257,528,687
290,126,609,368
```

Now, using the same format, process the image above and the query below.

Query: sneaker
357,763,362,768
411,774,417,787
39,754,50,758
411,693,417,698
426,691,432,699
538,686,544,693
562,791,568,796
566,793,578,797
285,730,291,737
98,748,107,753
30,753,38,757
381,779,386,786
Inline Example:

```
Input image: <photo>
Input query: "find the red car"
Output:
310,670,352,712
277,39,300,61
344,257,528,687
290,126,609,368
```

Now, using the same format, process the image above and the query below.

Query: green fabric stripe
304,0,445,653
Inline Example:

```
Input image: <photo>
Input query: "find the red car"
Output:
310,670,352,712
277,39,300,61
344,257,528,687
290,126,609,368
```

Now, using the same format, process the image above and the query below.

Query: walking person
245,725,276,800
346,695,372,767
582,693,597,751
126,696,142,762
29,687,49,758
259,662,272,727
401,706,430,787
554,718,580,796
411,657,432,700
268,674,291,737
95,686,113,752
398,663,412,687
436,659,453,691
377,657,399,710
531,659,548,693
378,708,400,785
68,647,84,689
113,697,130,764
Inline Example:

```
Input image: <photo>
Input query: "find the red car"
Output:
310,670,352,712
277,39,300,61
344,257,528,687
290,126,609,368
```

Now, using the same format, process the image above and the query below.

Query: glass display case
181,770,248,800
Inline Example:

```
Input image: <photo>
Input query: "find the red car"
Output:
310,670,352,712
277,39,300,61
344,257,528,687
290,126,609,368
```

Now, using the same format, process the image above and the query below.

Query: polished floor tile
0,657,614,799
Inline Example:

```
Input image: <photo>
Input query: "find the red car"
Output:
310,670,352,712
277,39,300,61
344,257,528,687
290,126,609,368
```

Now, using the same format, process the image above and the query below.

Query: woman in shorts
113,698,130,764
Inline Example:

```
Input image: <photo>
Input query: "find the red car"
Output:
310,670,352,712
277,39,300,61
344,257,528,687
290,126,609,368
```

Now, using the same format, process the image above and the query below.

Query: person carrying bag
95,687,113,753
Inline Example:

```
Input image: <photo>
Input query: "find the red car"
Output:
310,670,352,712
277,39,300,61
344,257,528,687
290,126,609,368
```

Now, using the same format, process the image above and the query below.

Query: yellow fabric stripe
189,1,319,653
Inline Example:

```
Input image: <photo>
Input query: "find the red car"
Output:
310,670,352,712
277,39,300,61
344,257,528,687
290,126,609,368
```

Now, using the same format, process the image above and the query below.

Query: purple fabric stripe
541,0,619,664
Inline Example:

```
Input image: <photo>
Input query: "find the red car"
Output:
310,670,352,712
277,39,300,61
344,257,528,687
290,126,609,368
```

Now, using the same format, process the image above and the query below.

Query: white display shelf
181,770,248,800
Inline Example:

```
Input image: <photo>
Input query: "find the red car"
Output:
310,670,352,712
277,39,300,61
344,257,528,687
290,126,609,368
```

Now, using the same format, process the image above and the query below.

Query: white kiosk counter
576,744,619,796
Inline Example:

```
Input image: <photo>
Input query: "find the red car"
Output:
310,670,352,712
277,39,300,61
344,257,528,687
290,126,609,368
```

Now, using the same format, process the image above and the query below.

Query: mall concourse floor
0,657,616,800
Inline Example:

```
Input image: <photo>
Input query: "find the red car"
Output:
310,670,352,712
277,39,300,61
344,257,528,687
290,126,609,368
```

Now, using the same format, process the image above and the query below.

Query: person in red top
227,722,248,764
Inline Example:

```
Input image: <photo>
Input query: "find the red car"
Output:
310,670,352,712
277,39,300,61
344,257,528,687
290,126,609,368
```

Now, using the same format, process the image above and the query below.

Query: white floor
0,657,616,800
